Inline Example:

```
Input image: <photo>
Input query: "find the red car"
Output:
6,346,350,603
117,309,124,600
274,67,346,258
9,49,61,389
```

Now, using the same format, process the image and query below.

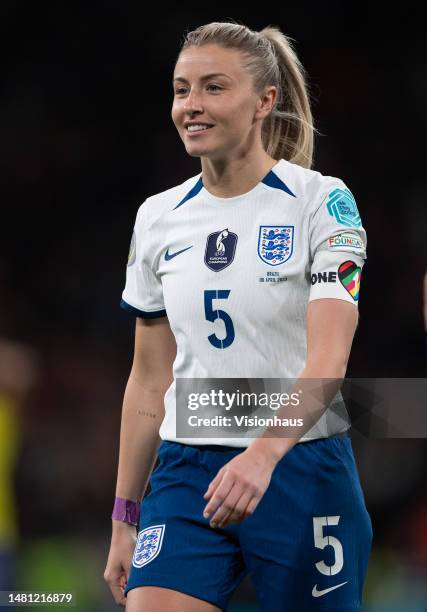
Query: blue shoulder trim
173,177,203,210
173,167,295,209
262,168,296,197
120,298,167,318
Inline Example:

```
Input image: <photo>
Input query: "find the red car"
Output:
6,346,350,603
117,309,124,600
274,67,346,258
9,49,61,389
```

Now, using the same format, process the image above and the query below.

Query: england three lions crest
258,225,294,266
132,524,165,568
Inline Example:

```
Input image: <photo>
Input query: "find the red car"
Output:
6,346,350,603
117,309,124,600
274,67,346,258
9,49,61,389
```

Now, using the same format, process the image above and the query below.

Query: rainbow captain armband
309,250,364,304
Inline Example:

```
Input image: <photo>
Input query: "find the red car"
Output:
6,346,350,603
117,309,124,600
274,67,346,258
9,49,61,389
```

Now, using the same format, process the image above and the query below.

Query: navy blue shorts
124,435,373,611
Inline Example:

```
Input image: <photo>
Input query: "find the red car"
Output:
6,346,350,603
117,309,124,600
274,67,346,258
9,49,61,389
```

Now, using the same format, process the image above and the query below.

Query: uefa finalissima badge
338,260,361,301
204,228,238,272
127,229,136,266
132,524,166,568
258,225,294,266
326,188,361,228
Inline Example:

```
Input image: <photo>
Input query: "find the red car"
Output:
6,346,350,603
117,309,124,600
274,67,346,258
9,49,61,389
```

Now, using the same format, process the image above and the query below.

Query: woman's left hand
202,445,278,528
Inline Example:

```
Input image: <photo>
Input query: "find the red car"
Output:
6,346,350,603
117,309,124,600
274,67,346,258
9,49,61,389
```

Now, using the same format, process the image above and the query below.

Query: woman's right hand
104,522,138,607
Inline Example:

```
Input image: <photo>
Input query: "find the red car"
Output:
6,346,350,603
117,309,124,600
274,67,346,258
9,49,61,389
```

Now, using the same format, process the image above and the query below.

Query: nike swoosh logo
312,581,348,597
164,245,193,261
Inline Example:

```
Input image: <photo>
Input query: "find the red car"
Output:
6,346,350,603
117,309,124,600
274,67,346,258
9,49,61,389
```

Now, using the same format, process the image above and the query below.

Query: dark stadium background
0,3,426,610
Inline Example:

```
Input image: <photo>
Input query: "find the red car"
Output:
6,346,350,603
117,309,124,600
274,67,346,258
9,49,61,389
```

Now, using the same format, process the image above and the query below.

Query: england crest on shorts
132,524,166,568
258,225,294,266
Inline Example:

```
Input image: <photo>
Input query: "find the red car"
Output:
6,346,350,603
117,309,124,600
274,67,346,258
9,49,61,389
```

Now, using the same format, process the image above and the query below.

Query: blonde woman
104,20,372,612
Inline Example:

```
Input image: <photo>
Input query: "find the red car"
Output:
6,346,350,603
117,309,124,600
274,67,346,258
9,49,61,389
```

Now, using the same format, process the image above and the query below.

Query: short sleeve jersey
121,158,367,447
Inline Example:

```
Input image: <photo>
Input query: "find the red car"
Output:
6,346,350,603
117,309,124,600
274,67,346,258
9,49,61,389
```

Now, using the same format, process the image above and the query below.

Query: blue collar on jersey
173,165,296,210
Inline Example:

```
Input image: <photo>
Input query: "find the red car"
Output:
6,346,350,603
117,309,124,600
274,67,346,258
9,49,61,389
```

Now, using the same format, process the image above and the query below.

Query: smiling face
171,44,272,161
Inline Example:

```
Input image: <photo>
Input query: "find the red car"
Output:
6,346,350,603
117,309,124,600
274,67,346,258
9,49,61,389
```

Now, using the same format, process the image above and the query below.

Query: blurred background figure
0,338,39,593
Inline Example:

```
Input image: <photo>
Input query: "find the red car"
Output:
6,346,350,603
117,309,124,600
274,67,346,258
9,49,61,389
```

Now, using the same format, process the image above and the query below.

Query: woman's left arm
202,298,359,528
251,297,359,459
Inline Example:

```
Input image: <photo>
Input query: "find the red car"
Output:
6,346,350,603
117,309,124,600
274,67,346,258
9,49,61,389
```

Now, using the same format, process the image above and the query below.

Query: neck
200,153,278,198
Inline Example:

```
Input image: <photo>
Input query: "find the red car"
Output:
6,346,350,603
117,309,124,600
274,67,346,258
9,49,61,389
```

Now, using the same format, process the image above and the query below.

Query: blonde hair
179,20,319,169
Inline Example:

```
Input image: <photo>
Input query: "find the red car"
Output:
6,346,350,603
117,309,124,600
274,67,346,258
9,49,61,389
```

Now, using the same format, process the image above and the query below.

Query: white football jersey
121,158,367,447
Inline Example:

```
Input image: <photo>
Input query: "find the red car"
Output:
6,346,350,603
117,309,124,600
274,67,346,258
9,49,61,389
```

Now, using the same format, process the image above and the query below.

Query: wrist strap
111,496,140,526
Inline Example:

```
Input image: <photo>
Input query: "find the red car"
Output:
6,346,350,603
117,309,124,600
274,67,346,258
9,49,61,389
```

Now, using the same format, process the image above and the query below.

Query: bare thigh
126,586,223,612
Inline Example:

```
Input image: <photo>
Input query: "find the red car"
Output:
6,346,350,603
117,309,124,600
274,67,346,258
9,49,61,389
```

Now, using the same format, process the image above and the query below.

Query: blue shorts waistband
160,431,349,453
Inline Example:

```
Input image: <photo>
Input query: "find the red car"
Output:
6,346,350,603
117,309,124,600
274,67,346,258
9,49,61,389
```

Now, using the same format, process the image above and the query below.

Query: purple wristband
111,496,140,526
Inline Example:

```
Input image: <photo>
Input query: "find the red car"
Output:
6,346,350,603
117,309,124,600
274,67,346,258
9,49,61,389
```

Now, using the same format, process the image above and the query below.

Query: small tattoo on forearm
137,410,157,419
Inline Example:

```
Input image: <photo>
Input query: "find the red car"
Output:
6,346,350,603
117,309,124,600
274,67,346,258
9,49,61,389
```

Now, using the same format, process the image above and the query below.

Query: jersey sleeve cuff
120,298,167,318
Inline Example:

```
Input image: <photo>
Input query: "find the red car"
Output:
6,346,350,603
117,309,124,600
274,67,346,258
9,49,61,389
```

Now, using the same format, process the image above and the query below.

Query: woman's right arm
114,315,176,512
104,315,176,606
